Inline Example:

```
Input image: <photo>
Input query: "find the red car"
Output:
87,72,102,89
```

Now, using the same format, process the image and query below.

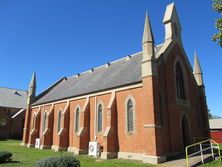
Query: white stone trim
118,152,143,161
47,104,54,116
103,127,111,137
76,127,84,137
31,83,143,109
58,128,64,136
96,100,105,134
101,152,118,159
142,154,166,164
51,145,67,152
74,105,81,134
118,152,166,164
40,145,51,150
31,107,41,133
41,111,47,136
82,96,89,113
124,95,136,135
42,128,48,136
173,57,190,105
143,124,162,128
67,147,87,155
62,101,70,115
107,91,116,110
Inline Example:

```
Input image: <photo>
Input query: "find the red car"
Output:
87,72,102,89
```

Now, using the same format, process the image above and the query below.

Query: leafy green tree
212,0,222,46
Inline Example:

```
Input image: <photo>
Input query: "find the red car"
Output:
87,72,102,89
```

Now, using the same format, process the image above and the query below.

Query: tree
212,0,222,46
208,111,213,119
208,109,221,119
0,118,6,128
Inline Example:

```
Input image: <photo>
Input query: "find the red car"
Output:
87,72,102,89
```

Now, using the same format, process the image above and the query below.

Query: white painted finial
163,3,182,42
142,11,154,44
193,52,203,86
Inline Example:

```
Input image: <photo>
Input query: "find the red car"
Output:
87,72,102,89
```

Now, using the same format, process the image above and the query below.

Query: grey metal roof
209,119,222,129
0,87,27,109
33,46,163,106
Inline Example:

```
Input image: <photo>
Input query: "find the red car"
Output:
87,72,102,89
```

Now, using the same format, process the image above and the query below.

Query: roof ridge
0,86,27,92
67,51,142,79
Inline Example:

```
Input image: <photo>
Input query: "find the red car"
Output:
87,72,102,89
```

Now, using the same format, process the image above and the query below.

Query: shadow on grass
0,139,7,141
3,160,20,164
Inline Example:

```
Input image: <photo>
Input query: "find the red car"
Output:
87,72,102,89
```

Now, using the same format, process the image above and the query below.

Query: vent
89,68,94,73
63,78,67,82
75,73,80,78
126,55,131,61
105,62,110,68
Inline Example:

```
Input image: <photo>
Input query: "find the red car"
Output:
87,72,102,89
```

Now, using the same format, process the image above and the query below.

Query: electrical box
35,138,41,149
88,142,100,156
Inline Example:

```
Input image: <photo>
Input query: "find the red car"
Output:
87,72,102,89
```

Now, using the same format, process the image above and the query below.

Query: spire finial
142,11,154,44
29,72,36,88
28,71,36,99
193,52,203,86
193,52,202,74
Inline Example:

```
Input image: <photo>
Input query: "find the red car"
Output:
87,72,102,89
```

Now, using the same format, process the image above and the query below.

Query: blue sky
0,0,221,116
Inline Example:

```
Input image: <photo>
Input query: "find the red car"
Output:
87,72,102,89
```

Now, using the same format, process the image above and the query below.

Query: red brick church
22,3,209,164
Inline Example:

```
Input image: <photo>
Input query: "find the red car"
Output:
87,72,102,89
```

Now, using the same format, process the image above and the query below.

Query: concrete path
160,153,215,167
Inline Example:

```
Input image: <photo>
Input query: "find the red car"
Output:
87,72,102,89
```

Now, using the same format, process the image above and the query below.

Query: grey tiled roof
33,46,163,106
0,87,27,109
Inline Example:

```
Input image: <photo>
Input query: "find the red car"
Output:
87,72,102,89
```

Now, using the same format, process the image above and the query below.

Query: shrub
36,156,80,167
0,151,12,163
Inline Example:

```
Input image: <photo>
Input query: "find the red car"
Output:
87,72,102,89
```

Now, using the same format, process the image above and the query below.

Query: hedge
0,151,12,163
36,156,80,167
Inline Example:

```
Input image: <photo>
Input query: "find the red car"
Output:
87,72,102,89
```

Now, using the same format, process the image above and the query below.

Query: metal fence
185,139,221,167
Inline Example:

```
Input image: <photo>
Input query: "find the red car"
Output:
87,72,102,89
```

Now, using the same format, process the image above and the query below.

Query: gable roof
0,87,27,109
33,45,163,106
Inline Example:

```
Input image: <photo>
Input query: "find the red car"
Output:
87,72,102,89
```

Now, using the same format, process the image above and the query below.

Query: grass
0,140,154,167
0,140,221,167
201,144,222,167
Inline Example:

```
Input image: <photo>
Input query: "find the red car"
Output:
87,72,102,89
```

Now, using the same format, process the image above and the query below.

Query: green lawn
0,140,154,167
0,140,221,167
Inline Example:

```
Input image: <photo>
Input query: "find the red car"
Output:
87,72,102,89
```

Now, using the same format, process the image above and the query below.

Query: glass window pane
42,112,47,132
75,108,80,132
57,111,61,133
98,104,102,132
127,100,134,132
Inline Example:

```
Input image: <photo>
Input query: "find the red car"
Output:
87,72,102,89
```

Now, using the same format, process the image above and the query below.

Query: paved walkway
160,153,215,167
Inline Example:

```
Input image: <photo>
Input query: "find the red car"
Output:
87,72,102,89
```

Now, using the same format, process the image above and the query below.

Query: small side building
209,119,222,144
0,87,27,139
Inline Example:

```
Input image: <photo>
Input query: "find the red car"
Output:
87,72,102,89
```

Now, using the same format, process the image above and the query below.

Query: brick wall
23,43,209,158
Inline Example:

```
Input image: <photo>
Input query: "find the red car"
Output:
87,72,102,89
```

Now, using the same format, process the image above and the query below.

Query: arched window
127,99,134,132
42,112,47,132
176,62,186,100
97,104,103,133
57,110,62,133
75,107,80,132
